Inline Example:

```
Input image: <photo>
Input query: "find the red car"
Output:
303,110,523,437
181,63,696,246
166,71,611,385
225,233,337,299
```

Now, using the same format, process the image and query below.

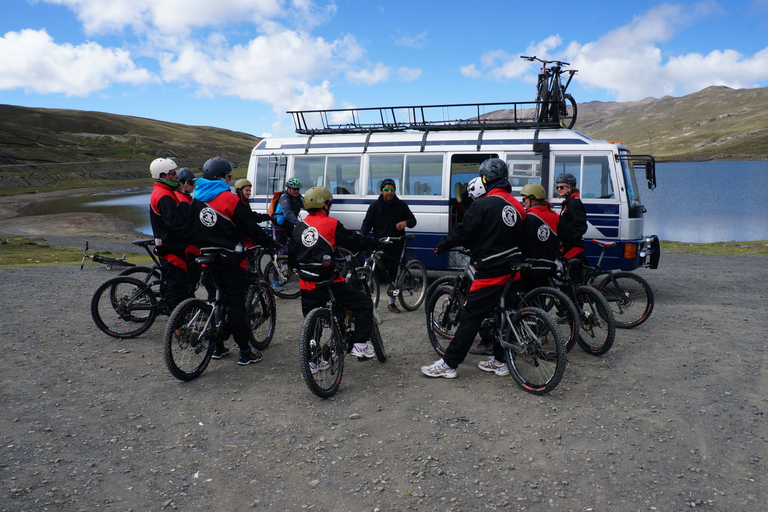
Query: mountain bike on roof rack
521,55,578,129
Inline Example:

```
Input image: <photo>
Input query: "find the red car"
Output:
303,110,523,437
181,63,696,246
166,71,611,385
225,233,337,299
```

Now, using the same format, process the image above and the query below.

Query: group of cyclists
148,155,587,380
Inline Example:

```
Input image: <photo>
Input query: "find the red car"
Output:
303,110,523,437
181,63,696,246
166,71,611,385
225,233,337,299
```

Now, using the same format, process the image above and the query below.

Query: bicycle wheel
425,275,457,305
119,265,162,296
504,307,566,395
245,282,276,350
396,259,427,311
164,298,215,381
91,276,158,339
597,272,654,329
424,278,462,357
369,320,386,362
561,94,577,129
355,266,380,309
573,285,616,356
523,286,580,353
298,308,344,398
264,256,300,299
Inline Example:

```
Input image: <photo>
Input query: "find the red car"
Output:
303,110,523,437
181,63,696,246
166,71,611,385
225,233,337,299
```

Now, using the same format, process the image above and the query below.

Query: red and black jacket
522,204,560,261
289,211,375,290
150,181,191,267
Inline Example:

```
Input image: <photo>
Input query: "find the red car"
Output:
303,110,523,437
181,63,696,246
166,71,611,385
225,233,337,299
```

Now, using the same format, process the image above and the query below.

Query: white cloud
0,29,157,96
345,62,391,85
394,32,428,49
397,67,421,82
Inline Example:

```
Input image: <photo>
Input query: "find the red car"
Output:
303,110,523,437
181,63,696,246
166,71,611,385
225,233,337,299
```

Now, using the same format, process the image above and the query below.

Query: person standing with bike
421,158,526,379
149,157,193,312
189,157,277,366
520,182,560,290
273,178,304,247
289,186,379,359
556,173,588,278
359,178,417,313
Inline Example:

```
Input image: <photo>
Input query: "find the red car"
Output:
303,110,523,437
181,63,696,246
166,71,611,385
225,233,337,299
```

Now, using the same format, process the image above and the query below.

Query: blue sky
2,0,768,137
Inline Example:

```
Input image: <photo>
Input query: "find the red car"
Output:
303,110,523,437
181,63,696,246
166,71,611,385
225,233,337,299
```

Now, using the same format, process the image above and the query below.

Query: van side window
326,156,361,195
506,155,543,195
368,155,404,194
405,154,443,195
294,156,325,191
582,156,614,199
553,155,581,197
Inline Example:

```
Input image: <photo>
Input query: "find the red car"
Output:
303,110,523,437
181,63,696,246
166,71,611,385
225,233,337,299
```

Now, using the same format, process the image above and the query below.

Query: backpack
267,191,282,217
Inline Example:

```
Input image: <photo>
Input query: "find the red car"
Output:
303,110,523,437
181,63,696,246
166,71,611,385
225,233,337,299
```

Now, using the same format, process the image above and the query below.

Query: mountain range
1,84,766,169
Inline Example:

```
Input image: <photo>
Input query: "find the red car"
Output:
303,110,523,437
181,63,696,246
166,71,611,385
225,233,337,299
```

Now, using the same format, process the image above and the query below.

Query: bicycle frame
363,235,411,294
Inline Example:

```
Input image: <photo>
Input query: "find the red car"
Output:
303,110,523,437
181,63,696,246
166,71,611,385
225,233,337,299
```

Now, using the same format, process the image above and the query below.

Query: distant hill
575,85,768,161
0,104,260,167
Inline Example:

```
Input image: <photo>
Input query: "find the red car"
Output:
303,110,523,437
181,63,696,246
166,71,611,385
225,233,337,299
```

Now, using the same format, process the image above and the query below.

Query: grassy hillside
0,104,260,165
574,85,768,161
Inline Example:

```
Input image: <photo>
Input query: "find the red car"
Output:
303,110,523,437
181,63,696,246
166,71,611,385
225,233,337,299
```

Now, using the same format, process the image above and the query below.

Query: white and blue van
246,102,659,271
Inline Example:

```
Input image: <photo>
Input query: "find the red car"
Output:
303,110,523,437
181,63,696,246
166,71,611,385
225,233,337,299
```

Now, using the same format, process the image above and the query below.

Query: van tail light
623,243,638,259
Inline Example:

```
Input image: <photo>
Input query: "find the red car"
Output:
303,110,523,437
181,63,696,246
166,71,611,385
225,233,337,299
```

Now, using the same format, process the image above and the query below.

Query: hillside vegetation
575,85,768,161
0,104,259,166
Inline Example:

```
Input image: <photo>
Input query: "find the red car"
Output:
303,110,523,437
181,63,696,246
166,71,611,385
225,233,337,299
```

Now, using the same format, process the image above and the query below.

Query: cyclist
289,186,379,359
149,157,193,311
273,178,304,247
520,182,560,290
189,157,277,366
359,178,417,313
421,158,526,379
555,173,587,278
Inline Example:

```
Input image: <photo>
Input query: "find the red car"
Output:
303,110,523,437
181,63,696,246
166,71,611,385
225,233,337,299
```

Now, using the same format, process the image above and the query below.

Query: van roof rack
287,101,562,135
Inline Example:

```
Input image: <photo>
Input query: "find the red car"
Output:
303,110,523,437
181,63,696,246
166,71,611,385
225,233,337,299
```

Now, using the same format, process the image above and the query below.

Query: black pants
160,257,193,311
443,281,508,369
211,264,252,352
301,281,373,345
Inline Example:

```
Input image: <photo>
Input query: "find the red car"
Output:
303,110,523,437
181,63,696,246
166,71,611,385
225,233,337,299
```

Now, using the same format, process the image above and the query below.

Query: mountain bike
550,258,616,356
583,239,655,329
244,247,278,350
521,55,578,129
298,252,386,398
425,251,579,356
90,239,172,338
164,246,275,381
264,253,300,299
356,234,427,311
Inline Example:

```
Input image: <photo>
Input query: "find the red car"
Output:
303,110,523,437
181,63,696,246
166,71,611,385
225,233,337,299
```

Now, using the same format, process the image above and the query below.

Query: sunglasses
382,187,396,192
556,185,568,190
167,170,177,176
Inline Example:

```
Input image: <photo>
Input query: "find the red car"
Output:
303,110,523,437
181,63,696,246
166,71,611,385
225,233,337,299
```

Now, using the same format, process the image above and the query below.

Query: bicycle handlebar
520,55,570,67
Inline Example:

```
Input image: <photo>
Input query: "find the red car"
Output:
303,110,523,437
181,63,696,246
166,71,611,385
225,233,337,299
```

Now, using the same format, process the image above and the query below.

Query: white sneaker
309,359,330,374
420,358,457,379
351,342,375,359
477,357,509,376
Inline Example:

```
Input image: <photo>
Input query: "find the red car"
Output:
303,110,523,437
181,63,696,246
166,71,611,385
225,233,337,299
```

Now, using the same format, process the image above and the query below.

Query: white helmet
467,176,486,199
150,158,177,179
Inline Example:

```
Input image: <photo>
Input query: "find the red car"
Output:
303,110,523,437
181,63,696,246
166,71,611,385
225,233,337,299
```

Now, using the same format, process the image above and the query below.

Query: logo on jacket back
301,226,319,247
199,207,217,227
537,225,551,241
502,205,519,227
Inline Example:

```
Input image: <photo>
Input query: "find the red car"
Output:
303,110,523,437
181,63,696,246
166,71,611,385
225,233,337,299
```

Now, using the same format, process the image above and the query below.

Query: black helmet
177,167,196,184
202,157,232,180
555,173,577,187
478,158,508,184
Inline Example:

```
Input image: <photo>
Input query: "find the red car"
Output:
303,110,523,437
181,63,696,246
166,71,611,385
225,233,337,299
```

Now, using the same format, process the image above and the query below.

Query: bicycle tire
370,320,386,362
396,259,427,311
523,286,580,352
245,282,276,350
537,88,551,124
597,272,654,329
425,275,457,305
355,266,380,309
119,265,162,296
91,276,158,339
573,285,616,356
562,94,577,129
264,256,300,299
504,307,566,395
298,308,344,398
424,277,462,357
163,298,215,381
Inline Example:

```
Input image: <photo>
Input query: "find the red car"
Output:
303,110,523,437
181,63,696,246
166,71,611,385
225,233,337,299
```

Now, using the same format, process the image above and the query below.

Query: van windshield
619,150,642,208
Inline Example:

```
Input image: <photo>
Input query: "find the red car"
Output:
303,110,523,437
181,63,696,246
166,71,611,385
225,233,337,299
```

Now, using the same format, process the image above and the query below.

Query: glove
433,245,443,257
254,213,272,223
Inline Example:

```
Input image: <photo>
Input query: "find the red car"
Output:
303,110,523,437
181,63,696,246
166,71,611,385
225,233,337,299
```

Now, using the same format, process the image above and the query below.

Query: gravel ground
0,192,766,511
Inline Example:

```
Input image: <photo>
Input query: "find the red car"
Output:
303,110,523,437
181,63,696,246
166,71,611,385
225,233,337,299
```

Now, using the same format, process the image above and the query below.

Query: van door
449,153,498,230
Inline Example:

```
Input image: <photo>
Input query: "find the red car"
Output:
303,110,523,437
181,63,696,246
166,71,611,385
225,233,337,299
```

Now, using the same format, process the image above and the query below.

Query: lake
13,161,768,243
